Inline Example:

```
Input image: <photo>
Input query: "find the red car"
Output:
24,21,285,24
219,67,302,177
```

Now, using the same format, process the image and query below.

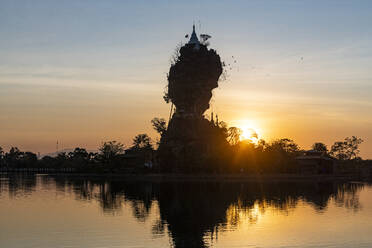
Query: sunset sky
1,0,371,157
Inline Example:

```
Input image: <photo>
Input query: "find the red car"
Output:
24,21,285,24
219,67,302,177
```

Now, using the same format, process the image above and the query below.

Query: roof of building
296,150,333,160
188,25,200,45
296,155,332,160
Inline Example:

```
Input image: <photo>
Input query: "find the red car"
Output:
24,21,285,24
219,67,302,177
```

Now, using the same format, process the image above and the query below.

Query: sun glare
241,127,258,141
234,120,262,143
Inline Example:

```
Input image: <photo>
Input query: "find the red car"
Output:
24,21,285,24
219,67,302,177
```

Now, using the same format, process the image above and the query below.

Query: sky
0,0,371,157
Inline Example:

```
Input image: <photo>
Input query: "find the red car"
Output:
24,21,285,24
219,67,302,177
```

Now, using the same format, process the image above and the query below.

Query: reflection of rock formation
49,177,365,247
155,183,235,248
2,175,366,248
159,26,224,171
51,179,365,247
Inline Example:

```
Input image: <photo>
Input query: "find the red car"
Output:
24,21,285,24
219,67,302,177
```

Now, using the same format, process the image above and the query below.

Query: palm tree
132,134,153,149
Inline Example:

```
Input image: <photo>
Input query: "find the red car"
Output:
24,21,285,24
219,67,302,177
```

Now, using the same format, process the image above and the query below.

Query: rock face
158,33,224,171
168,44,222,117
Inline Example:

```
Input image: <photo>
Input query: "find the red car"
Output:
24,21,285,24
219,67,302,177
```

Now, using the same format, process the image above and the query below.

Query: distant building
122,147,154,169
296,150,334,174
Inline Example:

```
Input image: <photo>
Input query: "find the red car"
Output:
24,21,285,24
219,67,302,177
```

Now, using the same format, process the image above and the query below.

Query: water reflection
0,174,365,248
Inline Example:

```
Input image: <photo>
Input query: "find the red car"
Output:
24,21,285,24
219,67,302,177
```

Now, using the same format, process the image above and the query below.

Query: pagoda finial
188,24,200,45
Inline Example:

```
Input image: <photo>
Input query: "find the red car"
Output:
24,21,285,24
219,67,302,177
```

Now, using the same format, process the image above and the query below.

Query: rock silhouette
167,43,222,116
159,26,224,171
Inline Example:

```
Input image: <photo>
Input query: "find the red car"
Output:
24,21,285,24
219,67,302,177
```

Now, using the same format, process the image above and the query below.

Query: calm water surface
1,174,372,248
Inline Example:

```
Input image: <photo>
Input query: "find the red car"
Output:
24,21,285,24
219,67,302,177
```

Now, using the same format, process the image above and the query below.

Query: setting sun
232,119,262,143
241,127,259,142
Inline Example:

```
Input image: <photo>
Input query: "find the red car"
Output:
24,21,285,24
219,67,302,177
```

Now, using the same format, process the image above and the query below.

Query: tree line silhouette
0,117,367,173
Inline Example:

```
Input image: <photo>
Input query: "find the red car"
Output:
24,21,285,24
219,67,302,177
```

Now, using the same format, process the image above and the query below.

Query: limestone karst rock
158,26,225,171
167,43,222,117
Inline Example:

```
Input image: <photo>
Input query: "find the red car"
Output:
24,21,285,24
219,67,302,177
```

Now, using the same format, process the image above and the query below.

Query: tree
132,134,152,149
312,142,328,153
55,152,68,166
88,152,98,161
227,127,242,146
330,136,363,160
330,142,347,160
255,139,266,152
68,147,89,160
344,136,363,160
67,148,90,167
261,138,300,173
170,42,182,66
0,147,4,167
5,147,22,164
7,147,22,159
99,141,125,161
56,152,68,161
151,118,167,137
20,152,38,167
268,138,299,154
4,147,24,168
218,121,228,130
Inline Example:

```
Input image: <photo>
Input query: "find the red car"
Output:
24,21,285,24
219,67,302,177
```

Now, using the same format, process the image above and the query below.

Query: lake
1,173,372,248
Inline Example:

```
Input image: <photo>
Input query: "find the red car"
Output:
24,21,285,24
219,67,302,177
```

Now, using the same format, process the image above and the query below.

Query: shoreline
2,172,368,182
